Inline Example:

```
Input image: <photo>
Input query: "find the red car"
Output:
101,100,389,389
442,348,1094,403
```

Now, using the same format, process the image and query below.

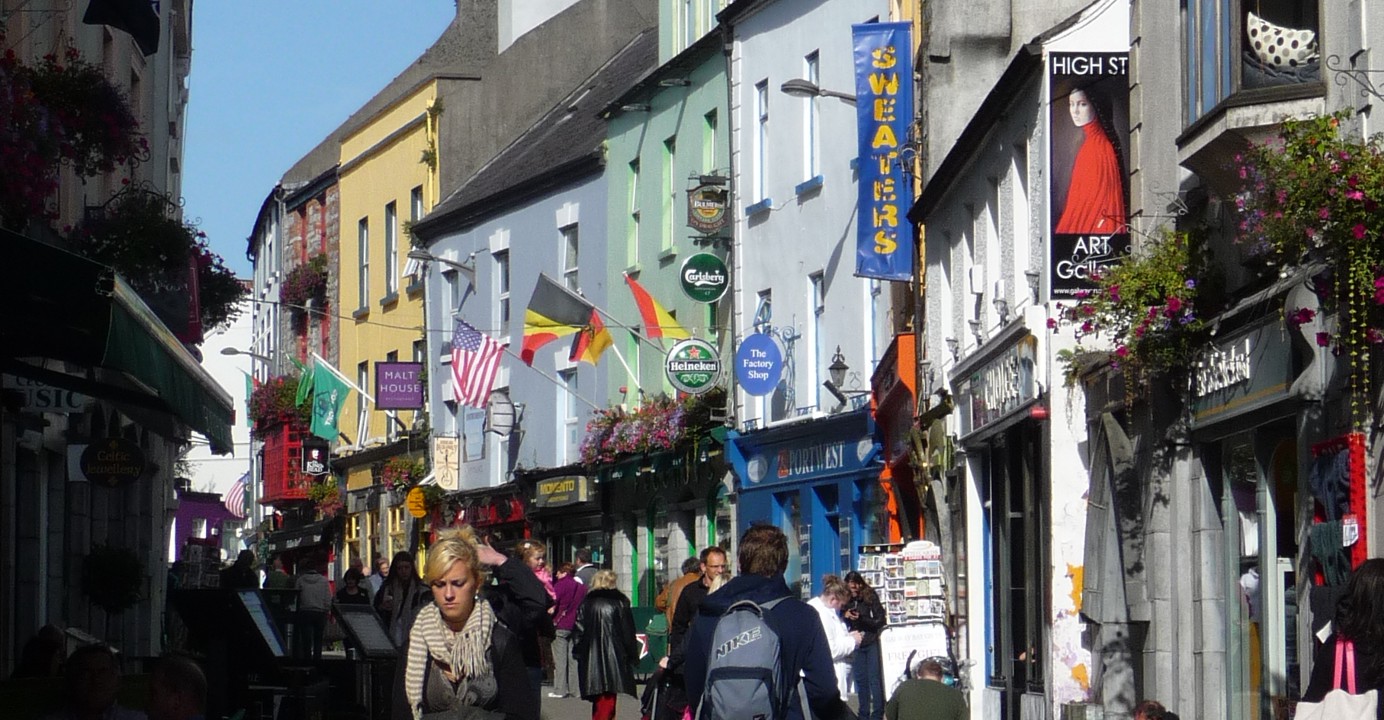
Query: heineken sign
681,253,729,303
687,183,729,234
665,338,721,395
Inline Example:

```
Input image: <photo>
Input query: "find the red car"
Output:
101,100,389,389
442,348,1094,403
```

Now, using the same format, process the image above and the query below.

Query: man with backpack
683,524,850,720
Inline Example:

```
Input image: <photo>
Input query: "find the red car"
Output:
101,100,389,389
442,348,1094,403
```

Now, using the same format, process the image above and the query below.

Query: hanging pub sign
665,338,721,395
686,183,729,234
735,333,783,396
852,21,915,282
301,437,330,476
375,361,424,410
1048,51,1131,298
79,437,145,489
681,253,730,303
955,334,1038,438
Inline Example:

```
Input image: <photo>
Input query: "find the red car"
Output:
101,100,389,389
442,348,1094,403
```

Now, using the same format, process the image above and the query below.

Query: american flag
451,318,504,408
224,474,248,518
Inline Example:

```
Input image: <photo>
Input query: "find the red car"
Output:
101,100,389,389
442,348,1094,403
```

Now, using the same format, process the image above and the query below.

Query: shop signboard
2,374,86,413
432,435,459,491
681,253,730,303
955,334,1037,439
852,21,915,281
735,333,782,396
406,487,429,518
1191,318,1293,425
80,437,145,488
686,183,730,234
301,438,329,476
375,361,423,409
665,338,720,395
534,475,591,508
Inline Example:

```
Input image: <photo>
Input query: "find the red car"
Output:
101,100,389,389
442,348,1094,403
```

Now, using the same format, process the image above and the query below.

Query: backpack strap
1344,639,1357,694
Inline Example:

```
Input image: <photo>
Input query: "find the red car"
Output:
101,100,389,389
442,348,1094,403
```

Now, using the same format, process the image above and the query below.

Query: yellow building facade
334,82,442,562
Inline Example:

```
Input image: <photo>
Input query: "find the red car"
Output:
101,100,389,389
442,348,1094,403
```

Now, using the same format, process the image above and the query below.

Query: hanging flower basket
307,479,343,518
381,456,426,491
579,388,726,467
281,254,329,309
249,375,310,437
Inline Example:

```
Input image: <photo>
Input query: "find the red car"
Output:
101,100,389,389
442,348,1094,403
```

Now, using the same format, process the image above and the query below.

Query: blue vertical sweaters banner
852,22,914,282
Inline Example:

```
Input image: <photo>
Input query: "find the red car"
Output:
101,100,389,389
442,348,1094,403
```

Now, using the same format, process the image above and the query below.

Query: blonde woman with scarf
393,528,538,720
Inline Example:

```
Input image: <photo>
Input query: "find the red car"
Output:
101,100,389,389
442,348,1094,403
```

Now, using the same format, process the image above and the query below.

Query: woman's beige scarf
405,599,496,719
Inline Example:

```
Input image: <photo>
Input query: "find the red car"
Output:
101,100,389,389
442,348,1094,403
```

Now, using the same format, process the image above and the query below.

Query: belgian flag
522,274,600,365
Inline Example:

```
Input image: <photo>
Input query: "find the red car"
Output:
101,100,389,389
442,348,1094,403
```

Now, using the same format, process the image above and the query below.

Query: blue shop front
727,407,886,598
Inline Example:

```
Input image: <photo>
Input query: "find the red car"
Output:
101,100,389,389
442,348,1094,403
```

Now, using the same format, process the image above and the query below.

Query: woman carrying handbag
1299,559,1384,719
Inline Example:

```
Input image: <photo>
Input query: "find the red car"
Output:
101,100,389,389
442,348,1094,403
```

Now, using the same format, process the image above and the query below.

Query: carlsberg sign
681,253,729,303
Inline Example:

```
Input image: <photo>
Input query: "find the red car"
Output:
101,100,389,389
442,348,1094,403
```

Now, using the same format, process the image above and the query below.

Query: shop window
1210,430,1302,719
777,492,806,598
650,499,670,606
1184,0,1321,126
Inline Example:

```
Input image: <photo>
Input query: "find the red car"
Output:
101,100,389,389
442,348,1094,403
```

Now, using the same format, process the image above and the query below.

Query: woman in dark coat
844,570,888,720
1302,558,1384,719
573,569,638,720
375,550,431,647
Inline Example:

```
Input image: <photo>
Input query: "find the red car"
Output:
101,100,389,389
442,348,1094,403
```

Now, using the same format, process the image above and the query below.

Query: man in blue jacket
683,524,850,720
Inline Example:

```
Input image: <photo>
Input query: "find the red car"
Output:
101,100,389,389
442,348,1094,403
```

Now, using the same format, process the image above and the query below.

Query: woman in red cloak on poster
1055,86,1126,235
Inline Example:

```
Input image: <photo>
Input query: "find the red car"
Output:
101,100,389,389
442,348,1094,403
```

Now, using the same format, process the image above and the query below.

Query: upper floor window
495,250,511,336
357,218,369,310
1185,0,1320,126
561,224,580,292
384,201,398,297
804,52,820,180
629,159,641,266
755,80,770,201
663,137,677,251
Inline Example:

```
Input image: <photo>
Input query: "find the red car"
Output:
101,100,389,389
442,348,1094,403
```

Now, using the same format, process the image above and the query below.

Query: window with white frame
411,186,424,222
356,360,369,442
663,136,677,251
703,111,717,173
495,250,511,336
192,517,207,539
629,159,641,267
559,369,579,463
810,272,825,407
384,350,399,441
357,218,369,309
561,224,580,291
755,80,769,201
804,51,820,180
384,201,398,297
682,0,696,48
444,269,460,316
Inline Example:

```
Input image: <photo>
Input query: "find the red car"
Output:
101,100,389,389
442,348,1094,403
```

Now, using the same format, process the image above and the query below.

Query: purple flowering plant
1233,110,1384,423
381,456,426,491
579,389,723,467
1051,231,1212,389
280,253,329,309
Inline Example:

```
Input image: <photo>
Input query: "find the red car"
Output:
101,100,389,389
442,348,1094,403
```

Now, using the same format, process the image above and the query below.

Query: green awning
2,231,235,453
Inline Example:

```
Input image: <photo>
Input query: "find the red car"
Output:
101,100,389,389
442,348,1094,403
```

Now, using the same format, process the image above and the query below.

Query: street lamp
220,347,273,364
407,248,476,281
780,78,858,105
828,346,849,387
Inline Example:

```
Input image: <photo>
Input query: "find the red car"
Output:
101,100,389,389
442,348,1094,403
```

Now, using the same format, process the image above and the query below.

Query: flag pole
311,352,376,403
603,336,643,395
496,346,602,410
593,306,666,355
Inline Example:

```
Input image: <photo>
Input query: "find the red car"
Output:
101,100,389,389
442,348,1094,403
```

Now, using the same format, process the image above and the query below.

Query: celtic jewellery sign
686,183,729,234
665,338,721,395
80,437,145,488
681,253,729,303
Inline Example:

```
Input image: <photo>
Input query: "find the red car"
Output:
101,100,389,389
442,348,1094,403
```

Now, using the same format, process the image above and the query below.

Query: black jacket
668,577,711,668
844,592,887,647
391,616,539,720
573,588,638,699
1302,635,1384,720
482,559,554,670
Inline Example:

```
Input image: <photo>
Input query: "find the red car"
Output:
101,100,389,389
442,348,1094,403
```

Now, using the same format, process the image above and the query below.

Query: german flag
624,273,690,340
569,310,614,366
522,274,597,365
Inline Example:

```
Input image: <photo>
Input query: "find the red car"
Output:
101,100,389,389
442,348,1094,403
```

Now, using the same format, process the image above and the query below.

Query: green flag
309,362,351,442
294,357,315,407
241,371,254,427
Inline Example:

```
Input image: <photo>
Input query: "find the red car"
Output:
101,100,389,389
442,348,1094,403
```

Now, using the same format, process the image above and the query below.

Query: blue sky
183,1,458,277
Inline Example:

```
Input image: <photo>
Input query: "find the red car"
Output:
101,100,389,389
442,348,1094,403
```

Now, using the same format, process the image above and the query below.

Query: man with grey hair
885,658,968,720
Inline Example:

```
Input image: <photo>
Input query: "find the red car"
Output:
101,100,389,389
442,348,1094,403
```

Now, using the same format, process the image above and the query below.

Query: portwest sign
681,253,730,303
534,476,591,508
956,334,1037,438
80,438,145,489
735,333,782,396
686,183,730,234
666,338,721,395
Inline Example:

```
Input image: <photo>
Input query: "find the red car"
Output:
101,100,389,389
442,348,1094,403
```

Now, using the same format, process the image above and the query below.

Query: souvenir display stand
857,540,951,694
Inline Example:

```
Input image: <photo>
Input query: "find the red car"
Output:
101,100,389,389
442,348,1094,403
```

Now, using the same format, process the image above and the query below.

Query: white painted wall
497,0,583,52
728,0,892,429
184,297,254,496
